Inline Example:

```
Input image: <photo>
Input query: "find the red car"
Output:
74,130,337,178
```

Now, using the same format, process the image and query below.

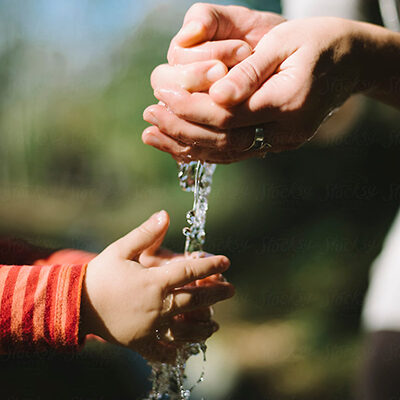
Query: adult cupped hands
143,3,372,163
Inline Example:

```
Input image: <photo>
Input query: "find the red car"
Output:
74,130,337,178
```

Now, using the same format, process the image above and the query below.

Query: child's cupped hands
80,210,234,363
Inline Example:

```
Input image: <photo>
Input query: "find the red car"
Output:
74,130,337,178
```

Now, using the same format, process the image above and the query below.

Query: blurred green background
0,0,400,399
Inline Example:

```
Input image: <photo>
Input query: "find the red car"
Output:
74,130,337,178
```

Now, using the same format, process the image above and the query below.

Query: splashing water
180,161,216,254
145,161,216,400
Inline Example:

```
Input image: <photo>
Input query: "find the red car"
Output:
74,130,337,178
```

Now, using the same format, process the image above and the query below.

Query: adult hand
81,211,234,363
143,14,366,163
167,3,285,66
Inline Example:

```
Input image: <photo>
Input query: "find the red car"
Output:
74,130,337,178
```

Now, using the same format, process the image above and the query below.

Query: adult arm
143,5,400,163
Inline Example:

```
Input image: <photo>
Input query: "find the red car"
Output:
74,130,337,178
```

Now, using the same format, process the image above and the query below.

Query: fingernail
144,109,159,125
152,210,167,225
207,63,227,82
177,21,204,44
211,80,236,104
236,45,252,60
220,257,230,267
144,133,160,147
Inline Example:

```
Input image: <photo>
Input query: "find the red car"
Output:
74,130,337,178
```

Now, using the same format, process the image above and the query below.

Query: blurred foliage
0,1,400,399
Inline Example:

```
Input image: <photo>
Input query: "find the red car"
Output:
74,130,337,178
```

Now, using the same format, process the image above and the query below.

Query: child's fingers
111,210,169,260
168,319,219,343
158,255,230,289
139,247,179,268
161,282,235,316
151,60,227,93
178,307,214,322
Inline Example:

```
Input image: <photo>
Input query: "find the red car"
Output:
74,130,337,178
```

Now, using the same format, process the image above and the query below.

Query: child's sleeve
0,263,87,353
0,239,97,353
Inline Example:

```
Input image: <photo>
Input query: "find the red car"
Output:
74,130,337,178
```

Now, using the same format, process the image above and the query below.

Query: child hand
81,210,234,363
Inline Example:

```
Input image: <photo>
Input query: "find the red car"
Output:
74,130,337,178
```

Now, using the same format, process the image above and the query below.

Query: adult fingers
153,88,278,129
209,30,296,106
142,126,195,162
154,88,234,129
151,60,227,93
110,210,170,260
168,40,252,67
143,126,265,164
171,4,271,48
172,3,235,47
157,255,230,289
144,103,283,151
144,104,266,152
144,104,228,147
142,127,252,164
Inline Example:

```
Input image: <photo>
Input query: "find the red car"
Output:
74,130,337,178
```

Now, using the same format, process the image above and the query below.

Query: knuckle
137,225,153,239
180,69,196,90
173,105,189,120
184,263,197,281
208,45,219,61
236,60,261,88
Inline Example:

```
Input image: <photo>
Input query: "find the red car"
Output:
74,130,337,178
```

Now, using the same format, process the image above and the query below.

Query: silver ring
244,126,272,152
164,328,175,342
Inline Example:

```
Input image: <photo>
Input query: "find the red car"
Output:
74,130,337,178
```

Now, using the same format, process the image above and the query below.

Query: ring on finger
243,126,272,152
164,328,175,342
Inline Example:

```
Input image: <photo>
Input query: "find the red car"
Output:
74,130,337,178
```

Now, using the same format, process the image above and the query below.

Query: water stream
145,161,216,400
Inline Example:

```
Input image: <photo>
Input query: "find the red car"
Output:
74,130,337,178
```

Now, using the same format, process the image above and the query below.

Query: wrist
80,262,103,340
349,20,400,104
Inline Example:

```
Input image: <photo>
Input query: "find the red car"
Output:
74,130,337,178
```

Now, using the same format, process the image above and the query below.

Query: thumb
209,32,289,106
173,3,234,47
112,211,170,260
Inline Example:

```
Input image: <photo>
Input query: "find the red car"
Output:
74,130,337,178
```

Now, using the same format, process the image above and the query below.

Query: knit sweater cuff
0,263,87,353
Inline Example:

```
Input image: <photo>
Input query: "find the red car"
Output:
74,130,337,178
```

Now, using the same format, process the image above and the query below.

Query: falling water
145,161,216,400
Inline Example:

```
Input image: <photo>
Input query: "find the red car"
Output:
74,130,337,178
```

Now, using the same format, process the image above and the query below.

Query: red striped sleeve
44,264,62,345
22,265,42,344
64,264,83,346
0,263,87,353
0,265,23,348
